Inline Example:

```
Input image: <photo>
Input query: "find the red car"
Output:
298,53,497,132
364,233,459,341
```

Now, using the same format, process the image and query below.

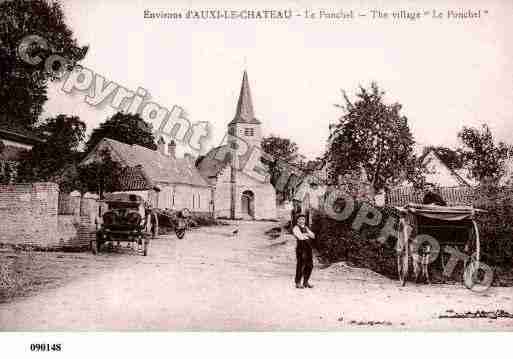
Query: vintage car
93,193,150,256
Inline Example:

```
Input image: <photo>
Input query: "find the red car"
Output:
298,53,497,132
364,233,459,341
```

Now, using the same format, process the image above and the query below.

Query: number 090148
30,344,62,352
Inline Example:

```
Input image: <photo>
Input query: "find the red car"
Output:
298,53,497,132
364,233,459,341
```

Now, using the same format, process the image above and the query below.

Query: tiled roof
229,71,261,125
196,145,231,184
0,116,44,144
386,186,474,207
84,138,210,188
117,166,153,191
197,144,269,184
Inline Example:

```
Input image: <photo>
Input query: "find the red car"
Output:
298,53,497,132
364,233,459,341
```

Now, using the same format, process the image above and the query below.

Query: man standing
292,214,315,289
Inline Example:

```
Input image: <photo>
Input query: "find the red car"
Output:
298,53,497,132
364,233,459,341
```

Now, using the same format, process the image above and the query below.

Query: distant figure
150,209,158,238
292,214,315,289
144,204,158,239
422,184,447,206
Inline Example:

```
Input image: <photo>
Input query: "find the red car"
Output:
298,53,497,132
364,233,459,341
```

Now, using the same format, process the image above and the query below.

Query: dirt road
1,221,512,330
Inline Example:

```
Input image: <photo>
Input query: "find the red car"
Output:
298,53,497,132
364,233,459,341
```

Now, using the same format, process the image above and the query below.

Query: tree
85,112,157,153
261,135,306,193
77,149,124,198
17,115,86,182
327,82,422,193
261,135,305,164
0,0,88,128
458,124,511,183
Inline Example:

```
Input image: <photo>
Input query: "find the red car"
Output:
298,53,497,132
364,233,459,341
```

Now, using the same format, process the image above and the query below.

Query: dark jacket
422,191,447,206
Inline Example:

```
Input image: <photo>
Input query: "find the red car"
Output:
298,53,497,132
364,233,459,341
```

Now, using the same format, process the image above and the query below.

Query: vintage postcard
1,0,512,356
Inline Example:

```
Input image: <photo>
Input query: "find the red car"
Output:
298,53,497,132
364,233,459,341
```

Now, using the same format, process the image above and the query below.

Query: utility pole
230,143,237,219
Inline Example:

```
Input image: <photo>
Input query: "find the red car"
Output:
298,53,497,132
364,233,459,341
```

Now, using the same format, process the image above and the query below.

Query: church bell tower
228,70,262,219
228,70,262,151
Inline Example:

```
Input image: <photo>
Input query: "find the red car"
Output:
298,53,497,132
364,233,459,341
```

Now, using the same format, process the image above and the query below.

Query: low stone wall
0,182,59,247
0,182,97,249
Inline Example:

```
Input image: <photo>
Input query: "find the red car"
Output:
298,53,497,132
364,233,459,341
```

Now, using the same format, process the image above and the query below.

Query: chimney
168,140,176,158
157,137,166,155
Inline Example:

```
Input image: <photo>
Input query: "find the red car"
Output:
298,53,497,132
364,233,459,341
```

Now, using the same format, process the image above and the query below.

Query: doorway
241,190,255,219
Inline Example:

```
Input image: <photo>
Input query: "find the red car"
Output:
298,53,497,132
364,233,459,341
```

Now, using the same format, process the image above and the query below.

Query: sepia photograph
1,0,513,356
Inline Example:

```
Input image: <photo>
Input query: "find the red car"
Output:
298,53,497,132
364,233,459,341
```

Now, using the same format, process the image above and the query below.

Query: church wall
214,167,277,220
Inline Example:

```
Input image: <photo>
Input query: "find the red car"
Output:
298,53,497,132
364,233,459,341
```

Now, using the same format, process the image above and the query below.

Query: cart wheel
397,235,409,286
91,240,98,255
463,258,479,289
463,221,481,289
397,251,408,286
176,228,186,239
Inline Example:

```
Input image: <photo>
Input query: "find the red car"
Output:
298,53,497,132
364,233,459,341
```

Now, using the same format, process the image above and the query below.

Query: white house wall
156,183,211,213
423,152,462,187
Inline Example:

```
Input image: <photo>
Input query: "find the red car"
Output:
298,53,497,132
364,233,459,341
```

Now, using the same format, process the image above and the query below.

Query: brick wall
0,183,98,249
0,182,59,246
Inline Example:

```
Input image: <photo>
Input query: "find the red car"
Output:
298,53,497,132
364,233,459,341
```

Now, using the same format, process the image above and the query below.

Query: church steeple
229,70,261,125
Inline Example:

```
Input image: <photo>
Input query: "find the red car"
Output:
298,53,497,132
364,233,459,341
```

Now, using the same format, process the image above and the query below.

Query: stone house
82,137,212,212
197,71,277,220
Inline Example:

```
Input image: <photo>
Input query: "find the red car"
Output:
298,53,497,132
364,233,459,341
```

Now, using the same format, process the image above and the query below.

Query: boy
292,214,315,289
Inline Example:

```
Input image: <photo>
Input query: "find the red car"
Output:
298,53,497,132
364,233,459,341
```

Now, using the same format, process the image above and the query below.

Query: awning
395,203,486,221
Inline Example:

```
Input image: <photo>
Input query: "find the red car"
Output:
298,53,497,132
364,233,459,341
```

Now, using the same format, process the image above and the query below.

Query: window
244,128,255,136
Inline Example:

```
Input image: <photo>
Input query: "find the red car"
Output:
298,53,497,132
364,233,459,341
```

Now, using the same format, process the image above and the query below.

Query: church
197,71,277,220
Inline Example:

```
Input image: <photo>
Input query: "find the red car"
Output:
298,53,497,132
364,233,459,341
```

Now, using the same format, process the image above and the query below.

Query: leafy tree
458,124,511,183
0,0,88,128
77,149,124,198
327,82,423,193
261,135,305,164
261,135,306,195
17,115,86,182
85,112,157,153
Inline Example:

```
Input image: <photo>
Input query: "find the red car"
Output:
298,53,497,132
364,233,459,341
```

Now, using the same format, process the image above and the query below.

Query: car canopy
102,193,145,204
396,203,486,221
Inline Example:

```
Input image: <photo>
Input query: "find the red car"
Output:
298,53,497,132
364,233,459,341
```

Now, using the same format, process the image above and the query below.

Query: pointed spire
230,70,261,125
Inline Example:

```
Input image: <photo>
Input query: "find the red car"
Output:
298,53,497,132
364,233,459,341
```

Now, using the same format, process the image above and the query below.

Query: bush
310,200,400,279
474,182,513,267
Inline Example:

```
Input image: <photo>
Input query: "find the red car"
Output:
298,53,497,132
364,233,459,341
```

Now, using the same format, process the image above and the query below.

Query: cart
155,208,190,239
396,203,486,287
93,193,150,256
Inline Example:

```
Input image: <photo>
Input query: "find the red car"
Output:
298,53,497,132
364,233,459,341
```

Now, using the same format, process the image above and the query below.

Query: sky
42,0,513,159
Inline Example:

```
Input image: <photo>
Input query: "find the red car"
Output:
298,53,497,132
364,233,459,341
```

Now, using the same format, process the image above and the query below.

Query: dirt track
1,221,512,330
